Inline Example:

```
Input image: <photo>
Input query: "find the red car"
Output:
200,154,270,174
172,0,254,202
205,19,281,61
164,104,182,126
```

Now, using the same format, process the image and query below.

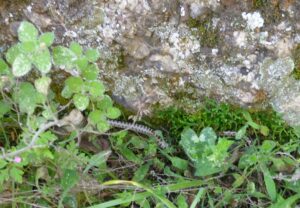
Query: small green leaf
60,169,79,191
75,57,88,71
0,100,11,118
18,21,39,42
247,121,260,130
86,80,105,98
5,44,21,64
0,159,7,169
133,163,150,182
73,93,89,111
88,110,106,125
34,76,51,95
65,77,84,93
84,151,111,174
176,194,188,208
70,42,82,56
12,54,32,77
106,107,121,119
10,167,24,183
235,125,248,140
19,41,38,53
85,48,100,62
261,165,277,202
260,125,269,136
0,169,9,185
170,157,188,170
260,140,277,153
53,46,77,69
96,120,110,133
33,48,51,74
119,147,142,164
13,82,45,114
199,127,217,146
96,95,113,110
82,64,99,80
0,59,10,75
39,32,55,47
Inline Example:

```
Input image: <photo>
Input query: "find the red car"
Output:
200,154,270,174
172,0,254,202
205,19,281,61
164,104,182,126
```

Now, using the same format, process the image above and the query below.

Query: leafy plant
180,127,233,176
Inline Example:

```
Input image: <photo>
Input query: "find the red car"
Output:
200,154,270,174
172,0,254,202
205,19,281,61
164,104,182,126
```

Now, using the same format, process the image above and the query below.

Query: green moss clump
251,0,281,24
152,99,297,142
292,44,300,80
252,0,268,9
187,15,219,48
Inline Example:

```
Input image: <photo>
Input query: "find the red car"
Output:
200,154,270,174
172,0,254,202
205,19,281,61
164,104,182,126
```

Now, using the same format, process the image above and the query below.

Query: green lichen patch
187,14,219,48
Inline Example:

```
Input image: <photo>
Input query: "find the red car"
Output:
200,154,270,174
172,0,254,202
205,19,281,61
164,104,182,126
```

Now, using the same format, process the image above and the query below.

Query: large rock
1,0,300,125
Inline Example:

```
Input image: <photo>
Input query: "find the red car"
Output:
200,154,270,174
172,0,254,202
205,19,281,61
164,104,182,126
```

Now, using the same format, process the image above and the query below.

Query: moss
187,14,219,48
252,0,268,9
151,99,297,143
292,44,300,80
252,0,282,24
117,48,126,69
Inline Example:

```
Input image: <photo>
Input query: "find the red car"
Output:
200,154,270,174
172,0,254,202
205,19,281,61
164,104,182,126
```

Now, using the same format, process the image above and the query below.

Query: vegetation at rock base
0,21,300,207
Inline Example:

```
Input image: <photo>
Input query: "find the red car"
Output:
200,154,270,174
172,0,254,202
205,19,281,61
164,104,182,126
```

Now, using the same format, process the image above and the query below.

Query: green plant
0,21,120,207
180,127,233,176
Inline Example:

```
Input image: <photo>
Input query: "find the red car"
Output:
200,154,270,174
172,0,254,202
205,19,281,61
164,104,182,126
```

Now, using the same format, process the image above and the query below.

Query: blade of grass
88,179,205,208
190,188,206,208
99,180,176,208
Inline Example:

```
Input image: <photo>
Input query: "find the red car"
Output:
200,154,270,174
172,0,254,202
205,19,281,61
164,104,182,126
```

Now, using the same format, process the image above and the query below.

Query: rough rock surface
1,0,300,126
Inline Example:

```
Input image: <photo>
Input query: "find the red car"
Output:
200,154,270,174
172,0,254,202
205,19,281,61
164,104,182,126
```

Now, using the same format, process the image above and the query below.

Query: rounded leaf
85,48,100,62
96,95,113,110
88,110,105,125
65,77,84,93
96,120,110,133
39,32,55,47
34,76,51,95
12,54,32,77
53,46,77,69
73,93,89,111
33,48,51,74
5,44,21,64
70,42,82,56
106,107,121,119
18,21,38,42
82,64,99,80
87,80,105,98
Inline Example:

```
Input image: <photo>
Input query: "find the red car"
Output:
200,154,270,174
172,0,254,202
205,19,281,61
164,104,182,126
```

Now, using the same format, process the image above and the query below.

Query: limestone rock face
1,0,300,125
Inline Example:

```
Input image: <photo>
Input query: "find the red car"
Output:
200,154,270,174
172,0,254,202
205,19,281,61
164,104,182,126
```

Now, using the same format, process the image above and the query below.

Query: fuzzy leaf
53,46,77,69
12,54,32,77
86,80,105,98
64,77,84,94
85,48,100,62
34,76,51,95
33,48,51,74
18,21,38,42
73,93,89,111
39,32,55,47
70,42,82,56
106,107,121,119
5,44,21,64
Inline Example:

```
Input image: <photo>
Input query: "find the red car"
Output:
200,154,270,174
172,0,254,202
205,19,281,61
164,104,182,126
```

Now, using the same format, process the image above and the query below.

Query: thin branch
0,119,67,160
